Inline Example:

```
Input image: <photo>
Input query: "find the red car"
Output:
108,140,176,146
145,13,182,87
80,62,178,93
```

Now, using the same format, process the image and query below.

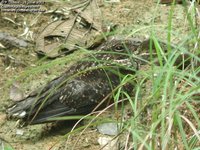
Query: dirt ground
0,0,198,149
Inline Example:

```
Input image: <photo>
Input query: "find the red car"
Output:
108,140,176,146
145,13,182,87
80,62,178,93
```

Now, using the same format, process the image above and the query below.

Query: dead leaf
35,0,103,58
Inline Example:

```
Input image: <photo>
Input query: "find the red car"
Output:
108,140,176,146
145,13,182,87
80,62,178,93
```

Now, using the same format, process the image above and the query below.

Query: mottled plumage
7,36,142,125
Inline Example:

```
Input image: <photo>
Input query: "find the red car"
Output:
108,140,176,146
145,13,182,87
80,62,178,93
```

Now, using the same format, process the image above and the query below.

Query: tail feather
26,101,76,124
7,96,36,118
7,82,66,120
7,96,76,124
29,106,97,125
7,93,96,125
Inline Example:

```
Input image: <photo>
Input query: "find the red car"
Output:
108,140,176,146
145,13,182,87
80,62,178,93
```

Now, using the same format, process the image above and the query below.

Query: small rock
97,122,119,136
16,129,24,136
98,136,118,150
9,82,25,102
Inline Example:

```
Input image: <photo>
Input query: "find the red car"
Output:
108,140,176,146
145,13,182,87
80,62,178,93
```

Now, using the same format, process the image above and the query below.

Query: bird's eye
114,45,124,51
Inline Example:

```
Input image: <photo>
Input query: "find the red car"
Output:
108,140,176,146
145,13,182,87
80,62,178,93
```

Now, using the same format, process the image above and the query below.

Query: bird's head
91,36,145,68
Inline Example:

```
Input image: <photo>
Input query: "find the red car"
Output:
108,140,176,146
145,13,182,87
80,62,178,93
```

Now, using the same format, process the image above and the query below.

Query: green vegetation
113,1,200,149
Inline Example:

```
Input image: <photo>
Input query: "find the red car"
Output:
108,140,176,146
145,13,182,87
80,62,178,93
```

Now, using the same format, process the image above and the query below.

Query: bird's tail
7,95,95,125
7,96,37,119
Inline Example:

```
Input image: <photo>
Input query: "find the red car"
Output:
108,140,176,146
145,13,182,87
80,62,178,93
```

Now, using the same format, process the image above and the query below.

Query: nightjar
7,36,143,125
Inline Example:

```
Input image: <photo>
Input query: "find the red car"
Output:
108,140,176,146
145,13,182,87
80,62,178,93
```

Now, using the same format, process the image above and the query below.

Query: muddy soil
0,0,198,149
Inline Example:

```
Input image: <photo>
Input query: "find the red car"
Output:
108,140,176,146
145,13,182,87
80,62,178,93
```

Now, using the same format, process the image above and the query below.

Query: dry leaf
35,0,103,58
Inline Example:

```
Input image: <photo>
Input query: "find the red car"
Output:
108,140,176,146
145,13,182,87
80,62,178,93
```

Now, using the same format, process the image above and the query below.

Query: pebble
98,136,118,150
97,122,119,136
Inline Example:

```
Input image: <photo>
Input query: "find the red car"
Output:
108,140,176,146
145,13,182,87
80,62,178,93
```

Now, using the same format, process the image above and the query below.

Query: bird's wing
7,64,123,124
7,60,95,117
30,68,121,124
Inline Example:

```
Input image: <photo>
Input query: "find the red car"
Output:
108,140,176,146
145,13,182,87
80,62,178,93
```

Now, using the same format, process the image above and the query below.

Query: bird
7,36,142,125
